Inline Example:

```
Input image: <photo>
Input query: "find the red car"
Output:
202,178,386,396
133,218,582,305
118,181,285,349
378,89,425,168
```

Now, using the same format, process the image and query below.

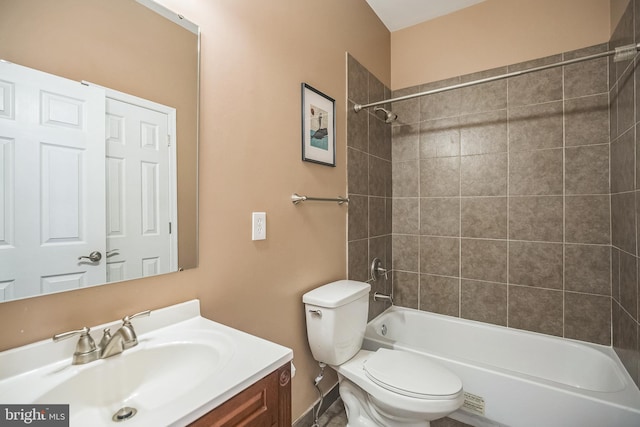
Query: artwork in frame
301,83,336,167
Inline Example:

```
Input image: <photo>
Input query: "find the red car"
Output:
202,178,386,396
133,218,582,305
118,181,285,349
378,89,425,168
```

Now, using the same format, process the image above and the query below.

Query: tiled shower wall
349,49,613,336
346,54,393,321
346,0,640,393
610,0,640,387
388,43,612,346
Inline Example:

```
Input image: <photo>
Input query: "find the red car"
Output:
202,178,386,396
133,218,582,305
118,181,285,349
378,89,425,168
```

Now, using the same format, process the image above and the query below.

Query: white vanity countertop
0,300,293,426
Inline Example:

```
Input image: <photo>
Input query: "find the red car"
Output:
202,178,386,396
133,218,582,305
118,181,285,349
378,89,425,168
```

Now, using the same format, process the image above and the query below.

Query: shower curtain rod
353,43,640,113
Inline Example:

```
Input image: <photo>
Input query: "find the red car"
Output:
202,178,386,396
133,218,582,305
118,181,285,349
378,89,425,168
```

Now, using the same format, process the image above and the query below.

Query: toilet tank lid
303,280,371,308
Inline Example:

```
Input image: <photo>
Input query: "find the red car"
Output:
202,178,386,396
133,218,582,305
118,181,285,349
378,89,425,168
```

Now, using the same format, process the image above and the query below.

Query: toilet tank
303,280,370,365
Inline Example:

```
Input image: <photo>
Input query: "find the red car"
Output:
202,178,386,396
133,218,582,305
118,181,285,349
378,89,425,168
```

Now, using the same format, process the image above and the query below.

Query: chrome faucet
53,310,151,364
100,310,150,359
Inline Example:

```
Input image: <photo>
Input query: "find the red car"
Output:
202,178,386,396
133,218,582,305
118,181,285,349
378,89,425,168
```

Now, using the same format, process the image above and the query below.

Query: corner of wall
611,0,632,36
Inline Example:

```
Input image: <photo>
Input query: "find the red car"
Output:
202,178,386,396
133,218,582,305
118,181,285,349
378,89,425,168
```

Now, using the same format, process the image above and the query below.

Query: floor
315,398,472,427
316,398,347,426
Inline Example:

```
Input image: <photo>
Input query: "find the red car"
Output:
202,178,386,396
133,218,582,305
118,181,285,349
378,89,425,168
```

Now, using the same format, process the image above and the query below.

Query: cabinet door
190,371,279,427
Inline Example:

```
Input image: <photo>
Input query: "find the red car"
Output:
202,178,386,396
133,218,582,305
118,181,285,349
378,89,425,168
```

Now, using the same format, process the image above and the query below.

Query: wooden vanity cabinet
189,363,292,427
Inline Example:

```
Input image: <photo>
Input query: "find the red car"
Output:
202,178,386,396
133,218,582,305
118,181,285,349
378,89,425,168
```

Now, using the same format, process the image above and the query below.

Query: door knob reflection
78,251,102,262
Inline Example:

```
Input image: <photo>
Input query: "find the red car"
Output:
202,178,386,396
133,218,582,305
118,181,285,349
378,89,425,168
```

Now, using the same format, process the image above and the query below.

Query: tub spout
373,292,393,305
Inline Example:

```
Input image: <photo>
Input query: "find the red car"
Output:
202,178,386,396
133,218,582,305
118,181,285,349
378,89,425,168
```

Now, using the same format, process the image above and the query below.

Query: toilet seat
363,348,463,399
336,349,465,422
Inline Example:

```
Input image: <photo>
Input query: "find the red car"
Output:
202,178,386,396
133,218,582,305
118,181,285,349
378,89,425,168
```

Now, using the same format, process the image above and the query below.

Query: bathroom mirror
0,0,199,302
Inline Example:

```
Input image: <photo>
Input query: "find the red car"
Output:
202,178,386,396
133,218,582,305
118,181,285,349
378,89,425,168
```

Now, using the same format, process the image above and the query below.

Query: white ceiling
365,0,487,32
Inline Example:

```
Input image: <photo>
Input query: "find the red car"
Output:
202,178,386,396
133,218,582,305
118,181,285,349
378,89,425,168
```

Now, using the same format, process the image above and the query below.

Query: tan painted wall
0,0,389,420
391,0,611,89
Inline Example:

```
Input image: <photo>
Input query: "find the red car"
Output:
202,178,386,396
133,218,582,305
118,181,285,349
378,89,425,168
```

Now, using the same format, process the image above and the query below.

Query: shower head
374,106,398,124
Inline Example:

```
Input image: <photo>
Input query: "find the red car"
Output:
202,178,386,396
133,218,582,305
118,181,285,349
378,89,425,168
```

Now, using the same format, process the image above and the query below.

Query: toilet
303,280,464,426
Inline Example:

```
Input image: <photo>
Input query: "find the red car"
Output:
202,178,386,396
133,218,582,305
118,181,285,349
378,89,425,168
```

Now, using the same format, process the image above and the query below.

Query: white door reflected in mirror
0,61,106,299
0,62,177,300
104,91,177,282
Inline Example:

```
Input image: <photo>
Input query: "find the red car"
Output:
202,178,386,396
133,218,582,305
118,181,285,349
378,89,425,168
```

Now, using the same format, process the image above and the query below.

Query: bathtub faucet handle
370,258,388,281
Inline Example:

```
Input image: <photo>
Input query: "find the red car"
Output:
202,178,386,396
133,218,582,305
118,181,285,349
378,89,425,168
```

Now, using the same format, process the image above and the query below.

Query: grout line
506,71,510,328
414,192,613,198
394,233,611,246
562,59,567,340
634,53,639,330
417,139,421,311
409,270,611,297
365,71,372,284
458,120,463,319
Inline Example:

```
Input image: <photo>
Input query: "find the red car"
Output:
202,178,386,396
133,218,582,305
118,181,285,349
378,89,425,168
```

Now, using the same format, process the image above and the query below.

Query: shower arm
353,43,640,113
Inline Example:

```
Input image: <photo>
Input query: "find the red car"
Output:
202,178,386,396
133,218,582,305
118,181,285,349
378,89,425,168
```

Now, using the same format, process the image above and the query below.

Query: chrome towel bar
291,193,349,205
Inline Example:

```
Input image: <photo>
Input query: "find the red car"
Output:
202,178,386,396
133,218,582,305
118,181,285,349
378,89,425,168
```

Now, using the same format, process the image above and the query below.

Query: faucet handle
53,326,91,343
122,310,151,324
370,258,389,281
52,326,100,365
120,310,151,349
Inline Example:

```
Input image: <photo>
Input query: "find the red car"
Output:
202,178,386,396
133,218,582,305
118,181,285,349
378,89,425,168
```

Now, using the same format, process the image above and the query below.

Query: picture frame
301,83,336,167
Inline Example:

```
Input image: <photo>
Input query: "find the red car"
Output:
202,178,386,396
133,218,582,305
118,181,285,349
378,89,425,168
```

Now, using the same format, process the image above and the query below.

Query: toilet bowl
303,280,464,426
336,349,464,426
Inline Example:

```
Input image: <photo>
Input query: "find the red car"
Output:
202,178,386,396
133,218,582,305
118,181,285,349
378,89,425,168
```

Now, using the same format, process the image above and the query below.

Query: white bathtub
362,306,640,427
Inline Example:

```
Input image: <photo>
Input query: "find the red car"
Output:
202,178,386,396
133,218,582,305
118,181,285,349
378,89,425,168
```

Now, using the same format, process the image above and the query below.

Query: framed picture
301,83,336,167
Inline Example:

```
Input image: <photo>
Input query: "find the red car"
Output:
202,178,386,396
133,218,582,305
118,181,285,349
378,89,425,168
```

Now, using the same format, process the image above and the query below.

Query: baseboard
292,383,341,427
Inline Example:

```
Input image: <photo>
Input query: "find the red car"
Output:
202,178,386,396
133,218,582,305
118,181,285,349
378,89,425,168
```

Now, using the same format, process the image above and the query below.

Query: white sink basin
34,330,234,424
0,300,293,426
